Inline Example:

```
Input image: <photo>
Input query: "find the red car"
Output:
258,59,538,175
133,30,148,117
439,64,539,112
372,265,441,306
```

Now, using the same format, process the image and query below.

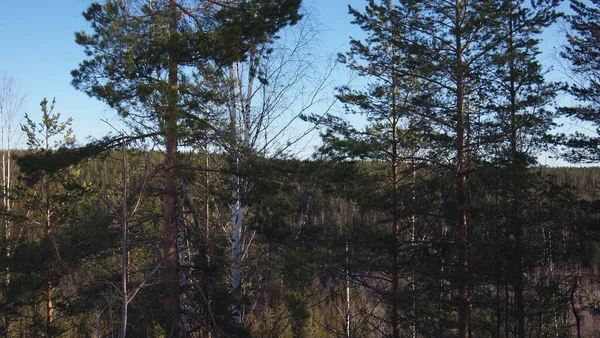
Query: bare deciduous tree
225,11,336,326
0,72,24,337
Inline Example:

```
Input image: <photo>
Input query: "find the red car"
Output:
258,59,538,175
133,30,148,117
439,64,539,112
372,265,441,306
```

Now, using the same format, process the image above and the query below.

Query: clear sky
0,0,584,165
0,0,112,145
0,0,365,147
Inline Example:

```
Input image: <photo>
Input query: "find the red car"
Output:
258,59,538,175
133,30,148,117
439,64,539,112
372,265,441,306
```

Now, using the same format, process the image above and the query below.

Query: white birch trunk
224,20,335,327
230,179,243,324
345,239,350,338
0,74,21,288
229,43,258,325
229,63,243,325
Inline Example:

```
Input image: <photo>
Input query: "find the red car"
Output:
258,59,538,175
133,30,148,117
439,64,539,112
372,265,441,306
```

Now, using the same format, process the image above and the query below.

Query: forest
1,0,600,337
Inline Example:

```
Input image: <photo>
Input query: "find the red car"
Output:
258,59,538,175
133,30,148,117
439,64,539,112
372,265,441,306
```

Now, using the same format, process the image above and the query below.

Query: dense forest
1,0,600,337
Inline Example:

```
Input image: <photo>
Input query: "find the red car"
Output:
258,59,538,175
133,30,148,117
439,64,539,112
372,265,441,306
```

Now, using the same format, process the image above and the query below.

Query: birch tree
221,3,343,326
0,73,24,337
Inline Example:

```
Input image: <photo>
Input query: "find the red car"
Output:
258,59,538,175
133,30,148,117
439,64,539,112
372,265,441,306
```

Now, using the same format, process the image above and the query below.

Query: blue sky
0,0,112,144
0,0,365,146
0,0,583,165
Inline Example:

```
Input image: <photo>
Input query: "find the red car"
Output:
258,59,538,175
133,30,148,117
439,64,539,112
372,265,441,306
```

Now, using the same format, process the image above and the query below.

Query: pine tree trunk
391,135,401,338
387,2,401,334
120,140,128,338
45,178,54,336
204,143,212,338
507,6,525,336
511,79,526,338
204,144,211,267
164,1,181,335
455,2,470,336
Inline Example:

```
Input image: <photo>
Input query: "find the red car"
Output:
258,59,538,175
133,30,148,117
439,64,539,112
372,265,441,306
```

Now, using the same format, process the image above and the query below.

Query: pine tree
72,0,301,335
408,0,506,335
484,1,559,336
20,98,76,336
561,0,600,163
307,1,433,336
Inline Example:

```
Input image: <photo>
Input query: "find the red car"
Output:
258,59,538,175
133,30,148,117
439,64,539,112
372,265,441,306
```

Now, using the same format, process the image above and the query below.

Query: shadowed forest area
2,0,600,337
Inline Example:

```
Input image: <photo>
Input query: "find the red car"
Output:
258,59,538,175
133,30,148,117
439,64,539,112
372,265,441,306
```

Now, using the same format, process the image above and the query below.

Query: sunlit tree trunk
228,42,258,325
228,62,244,325
345,233,350,338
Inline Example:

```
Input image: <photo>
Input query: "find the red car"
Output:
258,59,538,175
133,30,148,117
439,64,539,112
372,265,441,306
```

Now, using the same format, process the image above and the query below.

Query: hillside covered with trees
1,0,600,337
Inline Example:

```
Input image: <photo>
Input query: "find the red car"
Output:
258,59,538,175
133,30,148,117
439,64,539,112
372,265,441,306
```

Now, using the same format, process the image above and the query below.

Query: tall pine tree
561,0,600,163
307,1,433,336
408,0,504,335
484,1,559,336
72,0,301,335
